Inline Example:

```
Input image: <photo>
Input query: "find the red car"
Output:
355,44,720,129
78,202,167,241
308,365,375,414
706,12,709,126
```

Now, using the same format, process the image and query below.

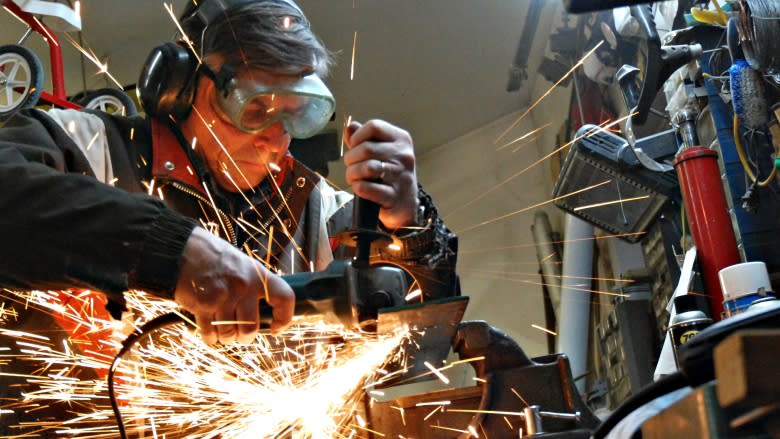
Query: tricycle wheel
80,87,138,116
0,45,43,118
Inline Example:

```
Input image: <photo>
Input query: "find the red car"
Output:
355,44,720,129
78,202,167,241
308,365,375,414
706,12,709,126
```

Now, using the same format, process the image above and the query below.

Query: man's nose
254,121,290,152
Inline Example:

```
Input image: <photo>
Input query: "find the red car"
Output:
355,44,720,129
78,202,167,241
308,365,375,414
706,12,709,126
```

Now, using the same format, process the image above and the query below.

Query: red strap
150,119,207,194
274,153,294,187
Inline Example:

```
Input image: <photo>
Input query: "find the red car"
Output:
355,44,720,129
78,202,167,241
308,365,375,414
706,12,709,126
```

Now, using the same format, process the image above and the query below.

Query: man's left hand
343,119,419,230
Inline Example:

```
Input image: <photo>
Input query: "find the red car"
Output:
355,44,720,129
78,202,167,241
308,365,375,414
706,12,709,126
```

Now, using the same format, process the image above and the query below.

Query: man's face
184,68,301,192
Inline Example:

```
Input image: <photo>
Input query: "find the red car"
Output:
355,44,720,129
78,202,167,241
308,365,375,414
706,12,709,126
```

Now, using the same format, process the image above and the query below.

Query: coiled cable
739,0,780,72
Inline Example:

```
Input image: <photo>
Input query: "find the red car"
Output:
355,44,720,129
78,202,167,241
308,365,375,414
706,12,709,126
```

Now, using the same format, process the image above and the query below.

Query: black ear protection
137,41,199,119
136,0,304,119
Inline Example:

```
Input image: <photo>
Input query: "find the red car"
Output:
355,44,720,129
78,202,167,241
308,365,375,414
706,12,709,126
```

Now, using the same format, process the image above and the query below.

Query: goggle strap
198,63,234,98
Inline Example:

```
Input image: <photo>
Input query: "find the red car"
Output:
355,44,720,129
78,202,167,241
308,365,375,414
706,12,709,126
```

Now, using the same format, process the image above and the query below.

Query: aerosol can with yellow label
669,294,713,369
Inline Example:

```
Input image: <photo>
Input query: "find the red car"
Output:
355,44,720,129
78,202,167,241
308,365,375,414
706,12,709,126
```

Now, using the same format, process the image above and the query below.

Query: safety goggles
213,73,335,139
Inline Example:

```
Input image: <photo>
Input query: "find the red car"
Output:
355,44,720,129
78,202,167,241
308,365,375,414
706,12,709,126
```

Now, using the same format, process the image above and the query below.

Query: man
0,0,458,344
0,0,458,433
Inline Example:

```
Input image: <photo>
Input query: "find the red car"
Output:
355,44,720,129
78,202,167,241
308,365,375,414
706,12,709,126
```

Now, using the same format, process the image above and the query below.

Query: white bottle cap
718,261,772,301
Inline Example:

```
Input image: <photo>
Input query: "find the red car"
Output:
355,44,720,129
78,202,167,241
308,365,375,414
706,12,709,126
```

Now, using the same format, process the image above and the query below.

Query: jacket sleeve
0,110,197,306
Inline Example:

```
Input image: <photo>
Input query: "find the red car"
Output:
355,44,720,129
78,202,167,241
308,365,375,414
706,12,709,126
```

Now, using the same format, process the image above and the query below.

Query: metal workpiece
364,320,600,438
376,295,470,386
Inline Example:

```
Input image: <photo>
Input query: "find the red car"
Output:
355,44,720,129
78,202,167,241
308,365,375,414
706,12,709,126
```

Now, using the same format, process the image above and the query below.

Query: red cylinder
674,147,741,321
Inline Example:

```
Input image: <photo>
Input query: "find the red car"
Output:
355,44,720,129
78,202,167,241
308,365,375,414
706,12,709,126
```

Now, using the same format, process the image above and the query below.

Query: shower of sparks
496,122,552,151
0,289,411,437
494,40,605,144
61,34,122,88
404,289,422,301
32,16,58,47
531,324,557,336
85,132,100,151
203,183,233,240
222,175,311,269
414,400,452,407
424,405,444,420
190,106,256,190
350,31,358,80
445,114,632,217
504,416,514,429
511,130,548,153
456,179,612,234
423,361,450,384
164,2,201,63
341,114,353,156
511,387,529,407
572,195,650,212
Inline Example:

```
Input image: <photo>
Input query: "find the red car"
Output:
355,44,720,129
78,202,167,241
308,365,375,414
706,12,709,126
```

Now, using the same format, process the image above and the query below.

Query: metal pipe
556,214,594,393
532,211,562,318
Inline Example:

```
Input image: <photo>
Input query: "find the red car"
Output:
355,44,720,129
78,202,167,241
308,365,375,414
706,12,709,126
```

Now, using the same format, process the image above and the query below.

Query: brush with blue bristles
728,17,769,131
729,59,769,130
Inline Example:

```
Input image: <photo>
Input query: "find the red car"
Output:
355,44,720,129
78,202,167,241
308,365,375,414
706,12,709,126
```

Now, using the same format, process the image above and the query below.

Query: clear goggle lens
215,74,335,139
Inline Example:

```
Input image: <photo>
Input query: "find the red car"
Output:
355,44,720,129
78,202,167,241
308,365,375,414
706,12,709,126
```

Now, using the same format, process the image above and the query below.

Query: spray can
669,294,713,368
719,261,775,318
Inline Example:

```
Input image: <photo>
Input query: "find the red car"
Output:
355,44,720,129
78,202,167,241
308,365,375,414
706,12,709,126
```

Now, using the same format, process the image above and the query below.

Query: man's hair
179,0,333,77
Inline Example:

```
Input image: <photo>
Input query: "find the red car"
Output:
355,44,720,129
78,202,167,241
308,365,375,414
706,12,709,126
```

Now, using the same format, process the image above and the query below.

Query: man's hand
343,119,419,230
174,227,295,344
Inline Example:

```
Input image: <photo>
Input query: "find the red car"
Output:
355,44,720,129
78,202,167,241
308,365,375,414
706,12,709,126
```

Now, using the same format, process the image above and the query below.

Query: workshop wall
417,103,565,358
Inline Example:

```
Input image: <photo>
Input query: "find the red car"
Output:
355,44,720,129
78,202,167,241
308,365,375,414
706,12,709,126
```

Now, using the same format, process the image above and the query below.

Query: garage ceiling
1,0,561,153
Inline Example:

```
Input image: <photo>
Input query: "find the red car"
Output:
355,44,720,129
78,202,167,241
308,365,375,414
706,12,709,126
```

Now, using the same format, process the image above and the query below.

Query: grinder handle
352,196,381,264
260,259,354,326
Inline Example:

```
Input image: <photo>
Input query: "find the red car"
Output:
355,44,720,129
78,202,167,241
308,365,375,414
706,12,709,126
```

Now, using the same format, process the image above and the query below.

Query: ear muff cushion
137,42,198,119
